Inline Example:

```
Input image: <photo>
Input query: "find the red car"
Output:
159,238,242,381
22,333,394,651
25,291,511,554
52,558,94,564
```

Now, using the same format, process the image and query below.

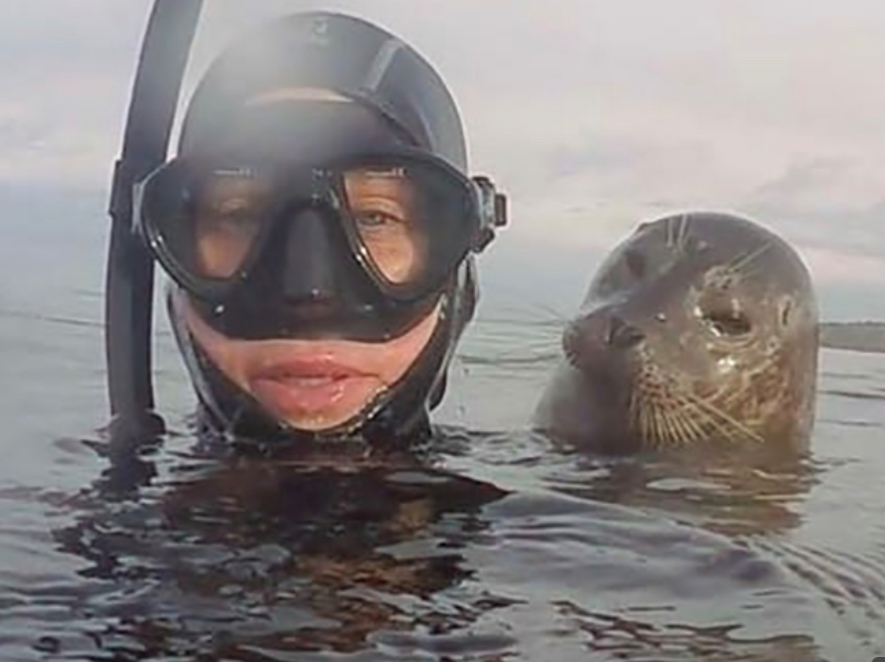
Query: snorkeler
109,10,507,453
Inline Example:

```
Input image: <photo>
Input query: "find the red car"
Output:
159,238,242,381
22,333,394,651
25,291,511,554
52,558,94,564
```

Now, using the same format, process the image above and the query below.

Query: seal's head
558,211,818,454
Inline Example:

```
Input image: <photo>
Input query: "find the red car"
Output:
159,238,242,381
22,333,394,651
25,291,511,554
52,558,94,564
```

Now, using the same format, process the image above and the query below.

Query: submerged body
533,211,819,455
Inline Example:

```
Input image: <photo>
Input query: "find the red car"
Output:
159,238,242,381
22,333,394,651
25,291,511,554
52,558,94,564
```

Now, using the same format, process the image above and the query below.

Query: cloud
0,2,148,188
799,246,885,285
742,158,885,249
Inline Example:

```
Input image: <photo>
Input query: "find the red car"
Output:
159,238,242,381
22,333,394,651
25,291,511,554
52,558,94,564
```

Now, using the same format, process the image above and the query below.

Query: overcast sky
1,0,885,296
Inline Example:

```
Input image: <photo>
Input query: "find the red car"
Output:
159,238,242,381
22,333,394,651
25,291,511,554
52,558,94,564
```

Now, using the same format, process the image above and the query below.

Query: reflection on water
48,447,512,659
2,241,885,658
0,433,827,661
548,445,822,536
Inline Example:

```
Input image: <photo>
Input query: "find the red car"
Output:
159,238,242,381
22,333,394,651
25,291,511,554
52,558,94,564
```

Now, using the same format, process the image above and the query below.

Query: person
133,11,507,452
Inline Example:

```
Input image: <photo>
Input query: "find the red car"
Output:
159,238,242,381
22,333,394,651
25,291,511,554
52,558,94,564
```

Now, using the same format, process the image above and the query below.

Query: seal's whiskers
680,394,743,444
632,364,708,448
631,387,648,442
680,400,709,442
654,403,669,445
633,360,764,448
669,397,706,445
676,213,691,255
684,390,764,445
662,403,682,445
666,215,676,249
725,241,773,275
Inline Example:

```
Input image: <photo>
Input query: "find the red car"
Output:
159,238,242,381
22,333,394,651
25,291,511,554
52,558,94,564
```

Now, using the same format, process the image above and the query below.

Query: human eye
201,197,261,233
355,209,404,229
351,199,410,230
217,205,257,231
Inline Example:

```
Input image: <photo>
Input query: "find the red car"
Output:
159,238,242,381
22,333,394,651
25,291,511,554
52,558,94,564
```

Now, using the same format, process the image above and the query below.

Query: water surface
1,203,885,661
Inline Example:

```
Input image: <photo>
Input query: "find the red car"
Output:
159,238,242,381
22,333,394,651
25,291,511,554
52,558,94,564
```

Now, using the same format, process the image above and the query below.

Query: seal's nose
607,316,645,349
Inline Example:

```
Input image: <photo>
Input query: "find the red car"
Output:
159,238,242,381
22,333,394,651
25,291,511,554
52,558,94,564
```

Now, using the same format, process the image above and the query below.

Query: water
1,199,885,661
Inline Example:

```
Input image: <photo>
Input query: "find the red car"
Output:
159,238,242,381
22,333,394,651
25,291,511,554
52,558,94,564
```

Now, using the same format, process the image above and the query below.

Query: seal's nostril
608,316,645,349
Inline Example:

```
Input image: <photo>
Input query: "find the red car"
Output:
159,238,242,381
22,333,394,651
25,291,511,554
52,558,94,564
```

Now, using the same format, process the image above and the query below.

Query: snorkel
104,0,203,462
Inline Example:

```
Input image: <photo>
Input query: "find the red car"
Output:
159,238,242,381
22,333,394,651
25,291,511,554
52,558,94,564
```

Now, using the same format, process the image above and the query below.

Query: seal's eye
624,249,647,279
704,309,752,337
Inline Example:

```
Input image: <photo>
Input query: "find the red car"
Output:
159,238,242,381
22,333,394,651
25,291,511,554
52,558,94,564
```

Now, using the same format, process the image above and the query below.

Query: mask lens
342,157,474,290
344,165,426,284
142,162,274,283
192,169,270,278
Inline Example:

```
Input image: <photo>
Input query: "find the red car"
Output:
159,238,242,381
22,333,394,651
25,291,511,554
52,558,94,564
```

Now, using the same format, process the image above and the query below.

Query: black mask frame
136,149,503,298
133,148,505,342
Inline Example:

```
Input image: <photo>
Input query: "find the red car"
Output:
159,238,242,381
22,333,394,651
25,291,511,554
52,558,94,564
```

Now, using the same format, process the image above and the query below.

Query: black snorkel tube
104,0,203,464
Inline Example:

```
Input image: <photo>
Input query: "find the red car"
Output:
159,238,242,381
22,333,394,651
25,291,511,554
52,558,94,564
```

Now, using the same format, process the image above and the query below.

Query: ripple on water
5,396,885,662
0,440,831,662
751,538,885,657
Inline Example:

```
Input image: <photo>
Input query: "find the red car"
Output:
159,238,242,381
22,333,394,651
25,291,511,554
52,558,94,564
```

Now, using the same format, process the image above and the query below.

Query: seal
532,211,819,455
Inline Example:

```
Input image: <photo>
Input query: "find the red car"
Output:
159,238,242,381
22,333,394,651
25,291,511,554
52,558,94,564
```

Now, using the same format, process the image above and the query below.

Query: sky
0,0,883,319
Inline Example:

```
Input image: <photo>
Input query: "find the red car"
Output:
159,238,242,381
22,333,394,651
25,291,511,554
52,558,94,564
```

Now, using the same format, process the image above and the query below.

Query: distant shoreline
819,322,885,354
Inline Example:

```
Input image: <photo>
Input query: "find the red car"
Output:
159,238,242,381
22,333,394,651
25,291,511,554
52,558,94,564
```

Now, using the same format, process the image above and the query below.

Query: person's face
182,87,440,433
182,297,439,432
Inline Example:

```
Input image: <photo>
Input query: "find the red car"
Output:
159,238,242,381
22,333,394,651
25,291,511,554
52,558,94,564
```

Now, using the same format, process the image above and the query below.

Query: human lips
247,358,378,419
